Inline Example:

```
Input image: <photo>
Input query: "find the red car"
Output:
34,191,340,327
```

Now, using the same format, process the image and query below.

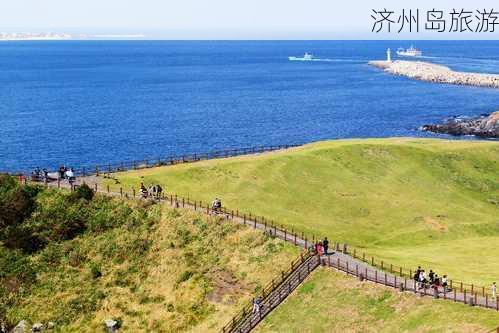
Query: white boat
289,52,314,61
396,46,422,57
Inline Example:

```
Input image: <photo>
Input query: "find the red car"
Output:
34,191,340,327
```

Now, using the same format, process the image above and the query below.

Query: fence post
454,289,456,302
294,232,297,245
243,214,246,225
133,188,135,197
94,183,98,192
107,185,110,193
284,227,287,241
120,187,123,197
464,290,467,304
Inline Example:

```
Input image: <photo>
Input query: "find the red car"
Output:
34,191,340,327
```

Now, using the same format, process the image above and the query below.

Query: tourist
493,282,497,300
442,275,449,292
42,168,49,182
156,184,163,199
323,237,329,255
433,273,440,286
414,266,421,282
59,165,67,179
211,198,222,213
252,298,261,314
140,182,148,198
428,270,435,284
419,270,427,289
66,168,76,186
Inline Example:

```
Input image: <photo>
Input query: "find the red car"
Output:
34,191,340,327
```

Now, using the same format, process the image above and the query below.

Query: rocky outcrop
369,60,499,89
422,112,499,138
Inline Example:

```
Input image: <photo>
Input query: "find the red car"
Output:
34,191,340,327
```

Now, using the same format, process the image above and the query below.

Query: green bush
71,183,94,201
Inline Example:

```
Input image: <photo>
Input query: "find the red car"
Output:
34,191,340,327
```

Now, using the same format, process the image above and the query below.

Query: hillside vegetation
105,138,499,285
0,175,299,332
256,268,499,333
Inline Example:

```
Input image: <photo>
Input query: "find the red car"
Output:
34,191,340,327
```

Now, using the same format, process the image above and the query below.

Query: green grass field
1,182,299,332
256,268,499,333
103,138,499,286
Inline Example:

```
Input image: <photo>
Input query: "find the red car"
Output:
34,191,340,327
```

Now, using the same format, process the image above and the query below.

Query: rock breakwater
369,60,499,89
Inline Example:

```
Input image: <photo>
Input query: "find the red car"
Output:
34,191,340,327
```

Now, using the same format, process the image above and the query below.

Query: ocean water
1,40,498,172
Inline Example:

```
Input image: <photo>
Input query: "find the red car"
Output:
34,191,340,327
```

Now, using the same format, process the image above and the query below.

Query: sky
2,0,499,39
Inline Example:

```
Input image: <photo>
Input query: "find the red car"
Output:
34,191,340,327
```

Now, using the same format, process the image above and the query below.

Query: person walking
156,184,163,199
252,298,261,314
442,275,448,292
323,237,329,255
492,282,497,300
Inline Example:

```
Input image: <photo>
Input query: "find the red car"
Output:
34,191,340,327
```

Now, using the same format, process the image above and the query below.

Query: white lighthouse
386,48,392,62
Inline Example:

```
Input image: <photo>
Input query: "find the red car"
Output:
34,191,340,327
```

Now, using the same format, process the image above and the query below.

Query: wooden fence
221,251,320,333
72,182,499,313
67,144,301,177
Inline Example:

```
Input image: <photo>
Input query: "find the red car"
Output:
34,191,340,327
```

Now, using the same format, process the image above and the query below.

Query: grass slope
256,268,499,333
1,185,299,332
105,138,499,285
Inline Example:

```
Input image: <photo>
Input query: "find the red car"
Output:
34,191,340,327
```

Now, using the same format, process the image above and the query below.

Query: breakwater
369,60,499,89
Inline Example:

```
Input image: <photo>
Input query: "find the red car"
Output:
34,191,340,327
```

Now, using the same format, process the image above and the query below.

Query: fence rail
63,144,301,177
221,251,320,333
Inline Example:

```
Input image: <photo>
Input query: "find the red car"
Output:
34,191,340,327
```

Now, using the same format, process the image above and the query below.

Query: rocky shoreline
369,60,499,89
421,112,499,138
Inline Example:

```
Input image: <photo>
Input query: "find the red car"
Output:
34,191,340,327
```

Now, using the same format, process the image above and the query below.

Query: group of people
314,237,330,255
414,266,449,291
31,167,49,182
31,165,76,185
139,182,163,199
59,165,76,185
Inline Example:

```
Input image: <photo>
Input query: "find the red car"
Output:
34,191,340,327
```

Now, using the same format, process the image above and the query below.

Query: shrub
71,183,94,201
89,262,102,279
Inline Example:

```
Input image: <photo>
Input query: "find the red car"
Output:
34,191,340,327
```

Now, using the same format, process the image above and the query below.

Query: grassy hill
0,176,299,332
256,268,499,333
104,138,499,285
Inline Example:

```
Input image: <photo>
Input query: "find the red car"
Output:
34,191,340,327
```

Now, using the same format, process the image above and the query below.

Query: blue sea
1,40,498,172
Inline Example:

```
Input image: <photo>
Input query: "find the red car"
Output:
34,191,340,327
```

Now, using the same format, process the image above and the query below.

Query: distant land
0,32,146,41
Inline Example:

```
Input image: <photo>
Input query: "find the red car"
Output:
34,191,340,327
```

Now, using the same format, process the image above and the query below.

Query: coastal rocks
368,60,499,89
422,111,499,138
